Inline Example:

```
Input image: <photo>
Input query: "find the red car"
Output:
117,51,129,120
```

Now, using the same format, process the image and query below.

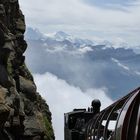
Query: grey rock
0,0,54,139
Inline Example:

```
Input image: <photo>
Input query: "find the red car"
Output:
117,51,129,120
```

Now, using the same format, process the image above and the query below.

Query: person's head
91,99,101,113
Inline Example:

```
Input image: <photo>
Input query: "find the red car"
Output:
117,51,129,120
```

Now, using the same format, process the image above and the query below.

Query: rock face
0,0,54,140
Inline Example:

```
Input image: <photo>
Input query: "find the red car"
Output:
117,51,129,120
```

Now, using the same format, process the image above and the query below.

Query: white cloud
19,0,140,45
34,72,113,140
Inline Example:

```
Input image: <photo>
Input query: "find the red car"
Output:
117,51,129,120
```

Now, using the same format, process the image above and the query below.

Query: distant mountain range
25,27,140,100
25,27,136,49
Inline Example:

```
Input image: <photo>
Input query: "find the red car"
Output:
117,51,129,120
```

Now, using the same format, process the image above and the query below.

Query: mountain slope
0,2,54,140
25,28,140,100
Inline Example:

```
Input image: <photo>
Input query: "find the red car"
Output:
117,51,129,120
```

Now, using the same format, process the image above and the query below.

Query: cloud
82,0,139,10
19,0,140,45
34,72,113,140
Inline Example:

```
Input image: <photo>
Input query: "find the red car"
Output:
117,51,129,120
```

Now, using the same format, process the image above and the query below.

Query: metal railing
64,87,140,140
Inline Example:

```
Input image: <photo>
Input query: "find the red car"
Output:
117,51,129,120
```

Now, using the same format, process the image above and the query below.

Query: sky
19,0,140,45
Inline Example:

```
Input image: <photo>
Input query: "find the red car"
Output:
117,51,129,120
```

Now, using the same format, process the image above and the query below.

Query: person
91,99,101,114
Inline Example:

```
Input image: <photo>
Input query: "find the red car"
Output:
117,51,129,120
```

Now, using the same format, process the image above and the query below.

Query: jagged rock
0,64,12,87
19,76,37,101
0,0,54,140
24,112,46,137
0,86,10,128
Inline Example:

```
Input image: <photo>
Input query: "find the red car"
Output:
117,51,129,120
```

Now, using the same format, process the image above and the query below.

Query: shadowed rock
0,0,54,139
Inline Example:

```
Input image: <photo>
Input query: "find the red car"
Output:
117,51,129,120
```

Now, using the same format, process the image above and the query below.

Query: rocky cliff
0,0,54,139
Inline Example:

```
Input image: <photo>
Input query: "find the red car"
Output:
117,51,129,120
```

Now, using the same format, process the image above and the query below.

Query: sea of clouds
34,72,113,140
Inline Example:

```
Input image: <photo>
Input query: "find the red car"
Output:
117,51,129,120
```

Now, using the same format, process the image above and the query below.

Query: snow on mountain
100,39,129,49
25,27,46,40
25,27,140,99
26,28,95,46
111,58,130,71
25,27,137,52
52,31,95,47
54,31,71,41
25,28,96,54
